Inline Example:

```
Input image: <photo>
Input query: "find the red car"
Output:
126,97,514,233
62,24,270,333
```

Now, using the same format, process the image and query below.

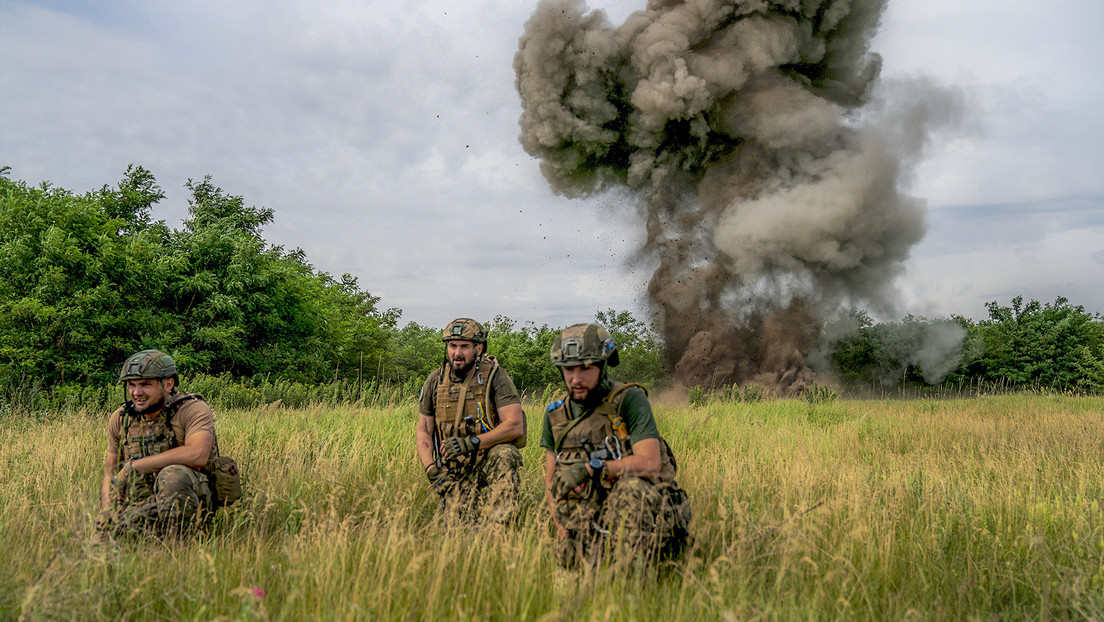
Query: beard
568,370,611,409
450,358,476,379
133,396,166,415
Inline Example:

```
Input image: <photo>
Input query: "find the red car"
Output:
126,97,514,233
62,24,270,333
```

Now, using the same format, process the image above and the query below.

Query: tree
0,168,399,392
594,309,667,387
487,316,561,396
972,296,1104,390
0,170,179,387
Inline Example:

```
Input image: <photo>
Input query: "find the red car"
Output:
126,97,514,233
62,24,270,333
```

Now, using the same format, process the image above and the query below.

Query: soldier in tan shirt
98,349,221,538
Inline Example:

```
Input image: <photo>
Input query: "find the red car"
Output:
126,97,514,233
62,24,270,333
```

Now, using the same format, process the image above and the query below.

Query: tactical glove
441,435,479,460
550,462,591,499
425,465,453,495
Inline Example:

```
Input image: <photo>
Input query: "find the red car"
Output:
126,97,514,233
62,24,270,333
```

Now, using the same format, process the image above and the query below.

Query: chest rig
118,393,203,463
433,355,501,441
548,382,678,487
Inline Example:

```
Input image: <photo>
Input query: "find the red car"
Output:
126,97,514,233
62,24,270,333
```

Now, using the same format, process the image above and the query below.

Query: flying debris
515,0,962,393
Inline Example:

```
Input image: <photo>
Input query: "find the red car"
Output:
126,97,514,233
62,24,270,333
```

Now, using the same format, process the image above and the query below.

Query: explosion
515,0,956,393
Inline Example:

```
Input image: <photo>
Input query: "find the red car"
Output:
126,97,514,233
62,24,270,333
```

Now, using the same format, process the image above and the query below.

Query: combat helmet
550,323,620,368
119,349,178,382
442,318,487,344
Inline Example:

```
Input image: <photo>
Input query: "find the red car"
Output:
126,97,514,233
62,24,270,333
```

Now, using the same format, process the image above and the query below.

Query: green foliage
830,314,973,387
802,382,839,403
486,316,562,396
0,166,175,388
385,322,444,386
596,308,667,387
702,383,767,405
8,166,1101,404
0,168,397,396
687,385,706,407
829,298,1103,395
970,296,1104,391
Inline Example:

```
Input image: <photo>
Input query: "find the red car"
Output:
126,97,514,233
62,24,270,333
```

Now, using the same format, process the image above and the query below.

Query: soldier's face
446,340,481,375
563,364,601,402
126,378,171,415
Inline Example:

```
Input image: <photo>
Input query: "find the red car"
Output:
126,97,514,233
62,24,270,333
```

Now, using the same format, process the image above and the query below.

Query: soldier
415,318,526,525
98,349,224,538
542,323,691,567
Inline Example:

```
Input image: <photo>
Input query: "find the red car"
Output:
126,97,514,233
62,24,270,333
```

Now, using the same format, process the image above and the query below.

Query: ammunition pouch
205,455,242,507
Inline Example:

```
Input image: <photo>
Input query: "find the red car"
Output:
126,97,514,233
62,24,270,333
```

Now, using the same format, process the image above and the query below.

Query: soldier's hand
94,508,114,532
550,462,591,499
111,460,135,493
425,465,453,495
441,435,478,460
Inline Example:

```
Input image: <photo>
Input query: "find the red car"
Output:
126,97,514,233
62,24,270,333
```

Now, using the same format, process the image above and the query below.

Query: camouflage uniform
437,443,522,524
543,324,692,567
545,382,691,566
101,392,219,538
420,318,525,526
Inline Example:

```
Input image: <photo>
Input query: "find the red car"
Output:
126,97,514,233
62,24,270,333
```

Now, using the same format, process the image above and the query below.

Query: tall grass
2,394,1102,620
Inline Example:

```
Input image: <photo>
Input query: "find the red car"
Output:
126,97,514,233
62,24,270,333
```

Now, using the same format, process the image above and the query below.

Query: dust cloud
515,0,962,393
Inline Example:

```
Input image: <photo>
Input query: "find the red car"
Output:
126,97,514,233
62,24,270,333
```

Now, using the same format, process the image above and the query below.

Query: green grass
2,394,1102,620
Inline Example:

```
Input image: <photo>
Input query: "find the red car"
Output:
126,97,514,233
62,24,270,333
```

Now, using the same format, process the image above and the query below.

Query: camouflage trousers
438,444,522,526
98,465,213,538
554,476,691,568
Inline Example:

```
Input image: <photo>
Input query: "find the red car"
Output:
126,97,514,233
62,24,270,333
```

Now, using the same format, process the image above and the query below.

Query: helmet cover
550,323,619,367
119,349,178,382
442,318,487,344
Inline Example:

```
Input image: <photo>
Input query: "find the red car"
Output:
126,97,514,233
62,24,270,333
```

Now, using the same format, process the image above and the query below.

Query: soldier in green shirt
541,323,691,567
415,318,526,526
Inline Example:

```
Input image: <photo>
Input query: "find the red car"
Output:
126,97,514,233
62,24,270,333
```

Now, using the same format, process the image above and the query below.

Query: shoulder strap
162,393,203,446
603,382,647,442
552,397,591,453
479,357,499,429
119,402,133,457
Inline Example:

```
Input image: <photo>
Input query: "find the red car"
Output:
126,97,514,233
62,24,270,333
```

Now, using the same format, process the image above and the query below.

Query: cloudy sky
3,0,1102,329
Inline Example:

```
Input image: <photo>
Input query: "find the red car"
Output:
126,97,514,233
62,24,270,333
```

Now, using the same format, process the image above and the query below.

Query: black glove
441,435,479,460
550,462,590,498
425,465,453,495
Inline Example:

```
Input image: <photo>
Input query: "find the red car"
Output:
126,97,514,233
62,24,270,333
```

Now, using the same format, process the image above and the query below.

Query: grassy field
2,393,1102,621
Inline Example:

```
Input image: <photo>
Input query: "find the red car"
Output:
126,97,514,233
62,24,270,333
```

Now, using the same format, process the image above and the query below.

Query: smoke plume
515,0,959,393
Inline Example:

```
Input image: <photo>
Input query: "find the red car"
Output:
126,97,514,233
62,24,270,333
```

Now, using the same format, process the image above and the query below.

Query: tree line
1,167,1101,410
0,167,664,404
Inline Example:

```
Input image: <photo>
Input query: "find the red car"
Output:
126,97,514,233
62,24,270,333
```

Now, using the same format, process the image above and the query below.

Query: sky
2,0,1102,330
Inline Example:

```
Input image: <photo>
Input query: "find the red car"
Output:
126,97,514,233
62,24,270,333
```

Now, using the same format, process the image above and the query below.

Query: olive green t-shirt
418,361,522,419
539,386,659,451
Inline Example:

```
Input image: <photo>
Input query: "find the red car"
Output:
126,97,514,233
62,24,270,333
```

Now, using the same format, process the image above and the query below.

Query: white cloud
2,0,1103,333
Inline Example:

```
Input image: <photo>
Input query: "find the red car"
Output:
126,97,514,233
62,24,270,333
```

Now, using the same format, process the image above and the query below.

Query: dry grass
1,394,1102,620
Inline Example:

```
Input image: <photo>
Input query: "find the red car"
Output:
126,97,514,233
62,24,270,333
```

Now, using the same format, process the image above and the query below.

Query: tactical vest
118,393,213,485
433,355,502,441
548,382,678,487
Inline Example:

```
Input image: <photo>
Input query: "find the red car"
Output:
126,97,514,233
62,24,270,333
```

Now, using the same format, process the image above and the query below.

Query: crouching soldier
542,323,691,567
415,318,526,526
97,350,223,538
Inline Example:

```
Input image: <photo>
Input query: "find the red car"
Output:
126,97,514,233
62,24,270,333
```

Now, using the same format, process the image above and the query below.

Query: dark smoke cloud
515,0,963,393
